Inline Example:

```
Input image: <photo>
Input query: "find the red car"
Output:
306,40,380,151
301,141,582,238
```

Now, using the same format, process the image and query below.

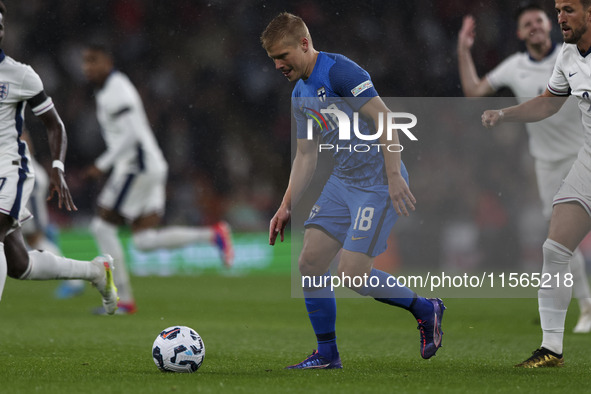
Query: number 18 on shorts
304,175,402,257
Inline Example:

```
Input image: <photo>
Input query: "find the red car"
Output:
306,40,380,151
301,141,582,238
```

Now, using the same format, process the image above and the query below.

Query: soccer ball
152,326,205,373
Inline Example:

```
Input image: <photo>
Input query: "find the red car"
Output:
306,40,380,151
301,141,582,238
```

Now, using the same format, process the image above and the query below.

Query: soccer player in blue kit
262,12,445,369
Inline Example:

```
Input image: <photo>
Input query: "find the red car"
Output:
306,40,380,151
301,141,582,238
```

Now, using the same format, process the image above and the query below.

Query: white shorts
98,169,166,221
21,159,49,235
553,154,591,216
0,161,34,233
535,155,578,219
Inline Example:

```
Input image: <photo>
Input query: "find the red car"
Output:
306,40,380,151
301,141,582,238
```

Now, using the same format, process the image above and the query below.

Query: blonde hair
260,12,312,51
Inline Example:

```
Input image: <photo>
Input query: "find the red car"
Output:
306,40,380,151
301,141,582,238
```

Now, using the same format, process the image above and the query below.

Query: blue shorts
304,165,408,257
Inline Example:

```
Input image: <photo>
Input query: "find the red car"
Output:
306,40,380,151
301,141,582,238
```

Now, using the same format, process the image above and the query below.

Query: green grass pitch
1,274,589,393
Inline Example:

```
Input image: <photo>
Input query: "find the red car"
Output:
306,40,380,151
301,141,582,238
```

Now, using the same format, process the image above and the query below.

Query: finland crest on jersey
0,82,9,100
317,87,326,102
309,204,321,219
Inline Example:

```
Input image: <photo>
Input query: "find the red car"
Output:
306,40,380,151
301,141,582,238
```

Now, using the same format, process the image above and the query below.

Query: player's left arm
37,106,77,211
360,96,416,216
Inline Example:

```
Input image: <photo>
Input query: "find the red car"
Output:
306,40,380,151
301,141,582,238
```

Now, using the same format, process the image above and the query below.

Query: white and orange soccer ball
152,326,205,373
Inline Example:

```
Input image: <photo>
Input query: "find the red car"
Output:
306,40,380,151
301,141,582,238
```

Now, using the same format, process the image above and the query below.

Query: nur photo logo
304,106,418,153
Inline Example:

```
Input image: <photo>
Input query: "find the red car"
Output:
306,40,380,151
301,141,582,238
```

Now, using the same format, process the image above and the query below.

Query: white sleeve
21,66,55,115
548,44,570,96
94,111,139,171
102,83,134,119
485,55,516,92
547,52,570,96
94,80,140,171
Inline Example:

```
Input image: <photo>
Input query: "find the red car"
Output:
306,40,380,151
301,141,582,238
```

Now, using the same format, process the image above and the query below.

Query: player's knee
133,229,157,251
543,239,573,263
298,253,325,277
542,238,573,258
6,252,30,279
3,232,32,278
0,215,13,240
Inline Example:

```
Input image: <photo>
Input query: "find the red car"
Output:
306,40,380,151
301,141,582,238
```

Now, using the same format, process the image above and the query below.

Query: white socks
90,217,133,303
570,247,591,312
90,217,215,303
539,239,573,355
20,250,101,282
29,235,85,289
0,243,6,301
132,227,213,252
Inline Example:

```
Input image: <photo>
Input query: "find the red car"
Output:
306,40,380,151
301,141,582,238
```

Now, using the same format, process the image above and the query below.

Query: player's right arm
482,88,568,127
483,40,571,127
457,15,495,97
269,137,318,245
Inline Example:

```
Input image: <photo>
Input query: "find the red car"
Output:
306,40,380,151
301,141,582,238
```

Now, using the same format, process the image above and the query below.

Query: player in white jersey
482,0,591,367
82,44,234,314
0,1,117,314
458,3,591,333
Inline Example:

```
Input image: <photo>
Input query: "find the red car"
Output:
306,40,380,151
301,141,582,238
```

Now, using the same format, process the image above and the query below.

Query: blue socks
355,269,434,321
303,272,339,360
302,269,434,360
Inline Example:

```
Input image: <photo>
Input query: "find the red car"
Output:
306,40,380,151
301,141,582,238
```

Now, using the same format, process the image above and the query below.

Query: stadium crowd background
2,0,573,271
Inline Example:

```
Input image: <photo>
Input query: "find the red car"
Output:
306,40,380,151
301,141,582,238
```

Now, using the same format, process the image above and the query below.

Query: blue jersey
292,52,394,186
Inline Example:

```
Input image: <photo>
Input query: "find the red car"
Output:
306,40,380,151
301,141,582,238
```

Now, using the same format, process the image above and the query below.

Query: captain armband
28,91,55,116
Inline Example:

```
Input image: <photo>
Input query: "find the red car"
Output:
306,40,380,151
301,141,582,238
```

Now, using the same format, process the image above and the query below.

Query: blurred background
2,0,582,274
